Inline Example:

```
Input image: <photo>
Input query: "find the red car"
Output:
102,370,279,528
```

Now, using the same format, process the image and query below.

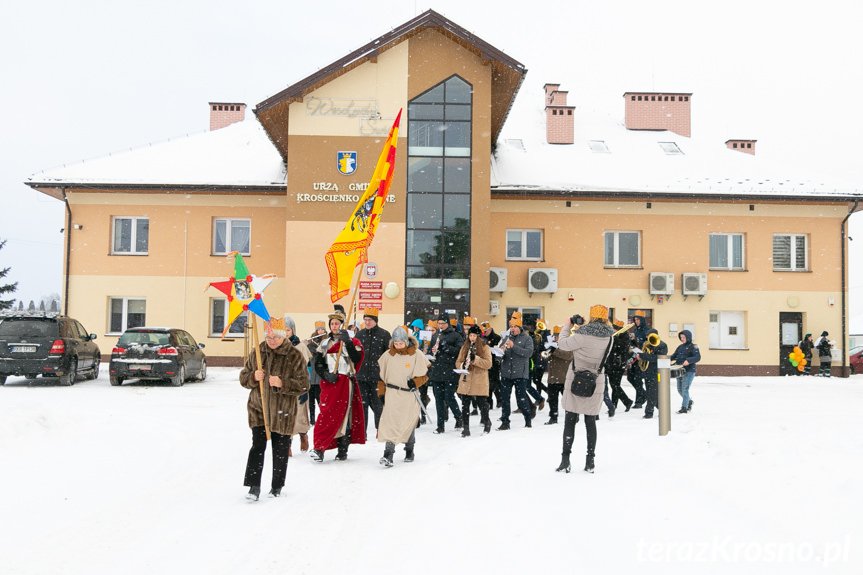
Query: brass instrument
613,322,636,337
536,320,547,331
637,333,661,371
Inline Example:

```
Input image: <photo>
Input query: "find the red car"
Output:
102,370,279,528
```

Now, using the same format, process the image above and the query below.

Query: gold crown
266,317,286,335
589,305,609,319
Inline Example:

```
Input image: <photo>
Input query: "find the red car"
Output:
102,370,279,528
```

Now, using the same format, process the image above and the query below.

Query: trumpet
637,333,661,371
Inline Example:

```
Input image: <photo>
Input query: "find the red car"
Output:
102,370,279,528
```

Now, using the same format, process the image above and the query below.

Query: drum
669,365,686,379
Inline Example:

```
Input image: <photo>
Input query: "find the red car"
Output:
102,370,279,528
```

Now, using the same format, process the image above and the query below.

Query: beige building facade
27,10,861,375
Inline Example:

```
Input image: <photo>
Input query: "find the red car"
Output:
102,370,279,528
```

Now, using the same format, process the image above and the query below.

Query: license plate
12,346,36,353
130,364,152,371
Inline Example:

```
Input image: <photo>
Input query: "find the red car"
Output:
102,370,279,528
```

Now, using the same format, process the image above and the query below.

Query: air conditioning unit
489,267,508,292
649,272,675,295
528,268,558,294
682,273,707,296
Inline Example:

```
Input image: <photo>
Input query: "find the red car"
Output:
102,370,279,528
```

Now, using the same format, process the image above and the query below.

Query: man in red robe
310,304,365,462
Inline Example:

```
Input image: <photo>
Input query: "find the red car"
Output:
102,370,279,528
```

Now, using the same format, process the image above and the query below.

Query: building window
210,298,248,337
504,307,543,330
506,229,543,260
658,142,684,155
109,297,146,334
709,233,745,270
709,311,746,349
111,216,149,255
604,231,640,267
773,234,808,271
213,218,251,255
405,75,472,323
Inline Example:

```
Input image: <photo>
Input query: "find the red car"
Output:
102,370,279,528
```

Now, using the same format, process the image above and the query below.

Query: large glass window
112,216,149,255
405,76,472,323
773,234,807,271
210,299,248,337
506,230,542,260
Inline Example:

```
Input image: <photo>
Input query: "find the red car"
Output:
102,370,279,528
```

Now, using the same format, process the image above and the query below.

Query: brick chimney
544,83,575,144
726,139,756,155
624,92,692,137
209,102,246,131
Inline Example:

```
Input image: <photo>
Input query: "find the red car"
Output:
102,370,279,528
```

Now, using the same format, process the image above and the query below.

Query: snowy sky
1,0,861,327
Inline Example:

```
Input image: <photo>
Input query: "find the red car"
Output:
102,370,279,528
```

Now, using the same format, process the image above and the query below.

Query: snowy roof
26,119,286,190
492,85,863,201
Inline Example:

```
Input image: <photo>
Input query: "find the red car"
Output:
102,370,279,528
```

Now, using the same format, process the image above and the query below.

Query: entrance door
779,312,802,375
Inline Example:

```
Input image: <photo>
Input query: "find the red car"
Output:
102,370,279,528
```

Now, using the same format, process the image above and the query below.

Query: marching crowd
238,304,703,500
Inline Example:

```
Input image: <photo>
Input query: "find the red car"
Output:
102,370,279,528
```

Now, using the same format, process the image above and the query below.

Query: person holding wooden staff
310,304,366,462
239,315,310,500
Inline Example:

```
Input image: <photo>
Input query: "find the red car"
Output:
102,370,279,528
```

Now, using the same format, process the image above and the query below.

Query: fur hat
468,324,482,336
392,326,409,343
329,304,346,324
266,317,286,338
363,307,379,321
589,305,608,320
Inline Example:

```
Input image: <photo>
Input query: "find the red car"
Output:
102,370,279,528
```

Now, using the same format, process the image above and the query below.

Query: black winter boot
585,453,595,474
556,455,571,473
310,449,324,463
335,448,348,461
380,451,394,468
461,412,470,437
454,415,463,430
545,415,558,425
404,448,415,463
268,487,282,497
245,486,261,501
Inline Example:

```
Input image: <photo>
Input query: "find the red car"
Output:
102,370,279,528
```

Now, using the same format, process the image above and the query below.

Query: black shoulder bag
570,336,613,398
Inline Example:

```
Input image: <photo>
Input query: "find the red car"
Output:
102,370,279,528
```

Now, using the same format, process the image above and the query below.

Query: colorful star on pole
205,252,276,337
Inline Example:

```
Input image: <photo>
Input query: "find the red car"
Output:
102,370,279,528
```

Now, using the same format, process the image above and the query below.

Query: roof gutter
841,199,859,377
61,187,71,316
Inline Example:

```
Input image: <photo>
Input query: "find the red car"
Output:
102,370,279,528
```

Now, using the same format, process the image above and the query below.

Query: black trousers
244,426,291,489
607,371,632,408
488,372,501,408
460,395,490,430
358,379,383,432
644,371,659,415
308,385,321,423
561,412,597,457
546,383,564,417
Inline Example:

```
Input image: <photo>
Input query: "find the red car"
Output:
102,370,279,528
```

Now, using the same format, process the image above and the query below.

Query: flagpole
343,263,364,329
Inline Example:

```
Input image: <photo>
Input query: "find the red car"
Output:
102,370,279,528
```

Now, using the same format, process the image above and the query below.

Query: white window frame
210,298,248,338
506,229,543,261
709,310,746,350
111,216,149,255
108,297,146,335
213,218,251,256
504,306,543,330
709,233,745,270
772,234,808,271
604,231,641,268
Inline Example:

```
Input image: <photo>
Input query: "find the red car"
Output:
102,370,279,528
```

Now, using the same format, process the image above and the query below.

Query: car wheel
60,359,77,386
171,364,185,387
88,357,101,380
197,359,207,381
26,373,39,380
0,375,6,386
109,376,124,386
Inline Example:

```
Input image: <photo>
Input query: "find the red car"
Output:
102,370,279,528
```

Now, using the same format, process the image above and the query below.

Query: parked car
850,345,863,375
0,314,101,386
109,327,206,386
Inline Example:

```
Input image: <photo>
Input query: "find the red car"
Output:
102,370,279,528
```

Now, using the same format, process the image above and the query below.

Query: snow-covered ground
1,368,860,574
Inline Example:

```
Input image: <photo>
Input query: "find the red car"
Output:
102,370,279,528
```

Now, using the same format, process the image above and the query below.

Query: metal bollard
657,355,671,436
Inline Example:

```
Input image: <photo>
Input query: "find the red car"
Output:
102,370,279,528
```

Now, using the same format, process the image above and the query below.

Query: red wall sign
360,302,383,310
359,281,382,290
359,291,382,300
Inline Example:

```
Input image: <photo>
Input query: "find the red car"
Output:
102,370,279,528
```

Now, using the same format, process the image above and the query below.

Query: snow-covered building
26,10,862,375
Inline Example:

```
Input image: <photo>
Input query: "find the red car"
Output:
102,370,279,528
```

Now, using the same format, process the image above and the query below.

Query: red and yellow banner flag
325,110,402,302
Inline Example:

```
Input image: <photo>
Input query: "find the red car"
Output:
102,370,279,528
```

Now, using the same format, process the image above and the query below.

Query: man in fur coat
376,326,430,466
310,305,365,462
239,315,310,500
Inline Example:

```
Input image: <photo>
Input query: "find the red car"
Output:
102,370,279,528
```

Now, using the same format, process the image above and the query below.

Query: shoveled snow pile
1,368,860,574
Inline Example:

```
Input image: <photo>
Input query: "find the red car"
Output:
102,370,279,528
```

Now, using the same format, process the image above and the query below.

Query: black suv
0,315,101,386
109,327,206,386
